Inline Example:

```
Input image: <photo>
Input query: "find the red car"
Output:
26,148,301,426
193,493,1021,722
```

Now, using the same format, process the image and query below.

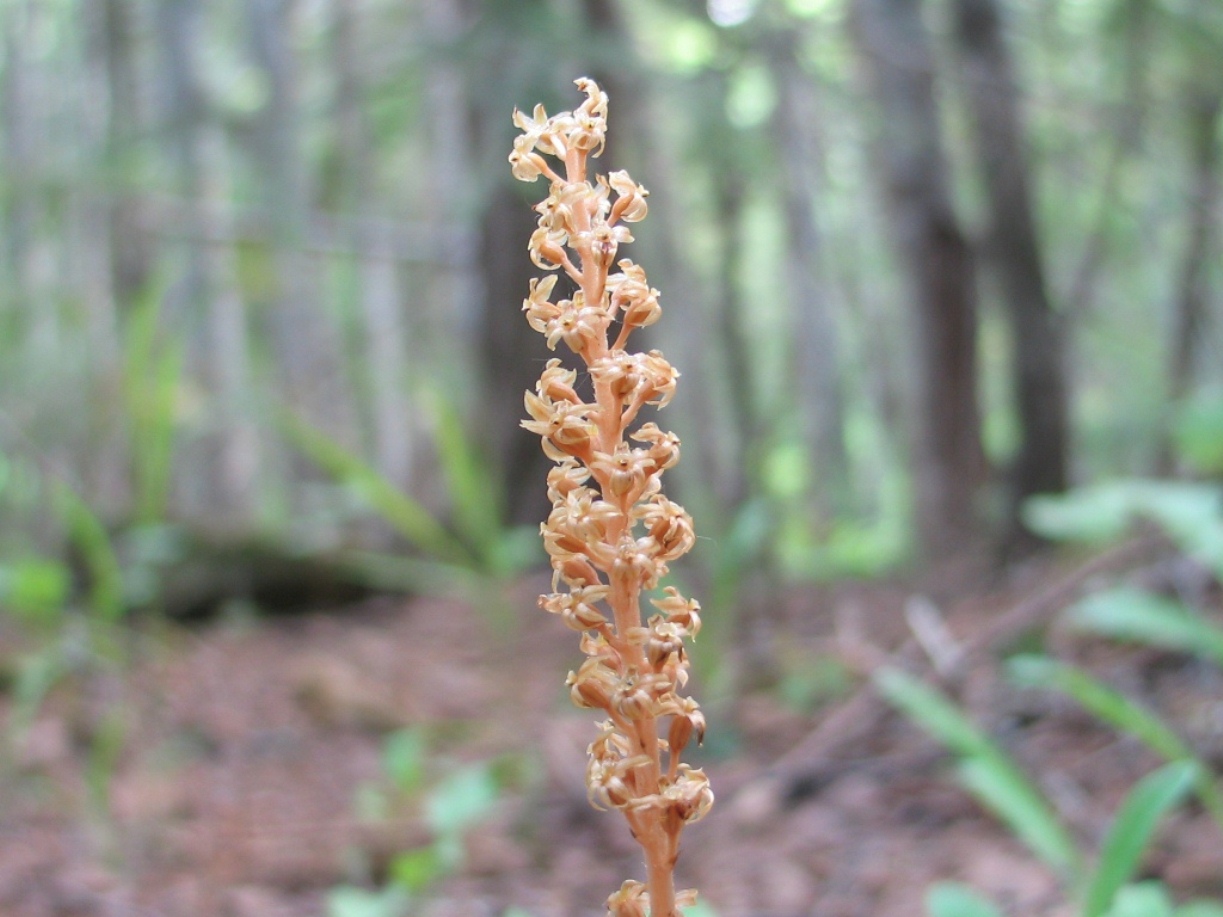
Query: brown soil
2,547,1221,917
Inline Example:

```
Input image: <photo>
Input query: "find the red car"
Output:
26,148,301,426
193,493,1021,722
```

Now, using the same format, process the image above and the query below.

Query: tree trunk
952,0,1069,531
1167,87,1222,407
768,30,850,507
332,0,414,492
710,168,757,509
156,0,258,524
100,0,151,308
851,0,985,554
1065,0,1150,320
478,183,557,528
246,0,351,441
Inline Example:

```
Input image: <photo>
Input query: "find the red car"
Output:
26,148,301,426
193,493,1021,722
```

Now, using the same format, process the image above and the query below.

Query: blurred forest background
0,0,1221,609
1,2,1223,916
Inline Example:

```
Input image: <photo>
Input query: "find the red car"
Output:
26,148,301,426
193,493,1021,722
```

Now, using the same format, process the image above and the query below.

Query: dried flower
511,78,711,917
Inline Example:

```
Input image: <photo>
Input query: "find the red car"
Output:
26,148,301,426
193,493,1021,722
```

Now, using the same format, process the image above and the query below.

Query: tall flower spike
511,79,711,917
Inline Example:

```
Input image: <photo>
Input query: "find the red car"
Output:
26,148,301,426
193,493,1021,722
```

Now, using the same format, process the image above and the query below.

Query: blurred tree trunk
246,0,352,442
952,0,1069,534
768,30,850,507
851,0,985,554
1066,0,1150,319
79,0,128,512
331,0,414,492
1166,83,1222,416
156,0,257,523
631,88,726,519
471,0,652,527
2,6,57,355
710,167,757,509
100,0,150,308
469,0,558,528
479,185,555,527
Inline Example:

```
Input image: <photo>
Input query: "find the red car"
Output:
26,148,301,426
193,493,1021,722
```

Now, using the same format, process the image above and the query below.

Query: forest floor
1,544,1222,917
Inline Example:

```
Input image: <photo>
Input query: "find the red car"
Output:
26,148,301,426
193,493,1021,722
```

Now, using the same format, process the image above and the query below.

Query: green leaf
1022,481,1223,577
1174,389,1223,474
875,669,1079,876
54,485,125,621
326,885,409,917
925,882,1005,917
957,756,1079,877
1066,588,1223,668
874,668,992,759
1083,761,1198,917
1023,486,1137,543
11,647,65,734
425,762,501,838
279,411,473,566
1101,882,1175,917
1007,657,1191,761
1007,657,1223,827
425,389,506,571
1177,903,1223,917
681,903,721,917
0,559,70,622
122,269,181,524
382,728,427,794
388,846,443,894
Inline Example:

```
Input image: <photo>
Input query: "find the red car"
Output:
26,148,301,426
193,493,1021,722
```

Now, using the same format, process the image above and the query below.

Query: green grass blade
956,756,1080,877
54,485,125,622
1102,882,1175,917
1007,656,1223,828
1177,903,1223,917
1007,656,1190,760
925,882,1005,917
424,389,504,569
279,411,474,567
876,668,1079,876
122,270,180,524
875,668,993,758
1066,587,1223,668
1082,761,1198,917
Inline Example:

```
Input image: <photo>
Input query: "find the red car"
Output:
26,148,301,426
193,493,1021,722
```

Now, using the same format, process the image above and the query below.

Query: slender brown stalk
510,79,712,917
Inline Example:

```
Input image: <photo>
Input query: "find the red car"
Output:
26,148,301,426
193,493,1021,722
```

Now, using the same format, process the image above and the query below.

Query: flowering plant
510,78,712,917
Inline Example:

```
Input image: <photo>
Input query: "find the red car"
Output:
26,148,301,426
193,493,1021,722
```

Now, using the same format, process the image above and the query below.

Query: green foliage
926,882,1006,917
1172,388,1223,475
1007,655,1223,827
1101,882,1223,917
0,558,70,624
424,389,538,576
281,411,473,567
122,273,183,525
85,708,128,820
1023,480,1223,578
423,762,502,841
1082,761,1198,917
874,667,1078,875
879,669,1209,917
327,885,410,917
381,728,428,796
1007,655,1191,760
55,485,125,623
281,406,540,599
1065,588,1223,668
340,731,509,913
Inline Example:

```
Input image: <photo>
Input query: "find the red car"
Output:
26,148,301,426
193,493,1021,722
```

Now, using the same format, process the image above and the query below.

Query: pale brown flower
511,78,708,917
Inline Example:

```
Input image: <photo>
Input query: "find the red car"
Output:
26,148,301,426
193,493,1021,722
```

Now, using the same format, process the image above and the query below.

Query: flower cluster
511,79,712,917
